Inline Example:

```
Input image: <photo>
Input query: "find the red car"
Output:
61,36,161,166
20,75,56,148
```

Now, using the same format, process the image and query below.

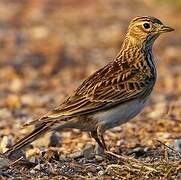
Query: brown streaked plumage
4,16,174,157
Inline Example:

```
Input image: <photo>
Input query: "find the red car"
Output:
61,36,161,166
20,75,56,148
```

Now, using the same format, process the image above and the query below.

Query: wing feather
47,73,150,118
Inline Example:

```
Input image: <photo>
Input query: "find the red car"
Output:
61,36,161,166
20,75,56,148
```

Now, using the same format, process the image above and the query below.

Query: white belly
92,98,148,131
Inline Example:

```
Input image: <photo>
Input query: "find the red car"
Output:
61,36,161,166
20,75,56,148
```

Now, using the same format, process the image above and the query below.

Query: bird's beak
158,25,174,33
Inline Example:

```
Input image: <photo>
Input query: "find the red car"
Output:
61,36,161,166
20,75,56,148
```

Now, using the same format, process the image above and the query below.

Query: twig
105,151,157,172
9,156,24,167
156,139,181,158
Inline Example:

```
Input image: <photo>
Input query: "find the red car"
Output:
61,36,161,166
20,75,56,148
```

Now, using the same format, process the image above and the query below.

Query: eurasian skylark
5,16,174,156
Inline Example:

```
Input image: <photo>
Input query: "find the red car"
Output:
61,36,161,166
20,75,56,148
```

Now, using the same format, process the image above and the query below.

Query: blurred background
0,0,180,154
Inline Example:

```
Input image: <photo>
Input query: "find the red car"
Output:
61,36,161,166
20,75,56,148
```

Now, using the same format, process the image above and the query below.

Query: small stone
95,155,104,162
26,147,40,159
127,147,149,157
83,144,95,159
29,157,37,164
148,102,166,119
87,172,93,177
69,151,83,159
0,109,11,119
0,154,11,168
8,149,26,160
34,163,41,171
30,169,36,174
98,170,104,176
85,165,97,173
49,132,60,147
174,138,181,152
10,78,23,93
0,136,13,152
31,26,49,39
5,94,21,109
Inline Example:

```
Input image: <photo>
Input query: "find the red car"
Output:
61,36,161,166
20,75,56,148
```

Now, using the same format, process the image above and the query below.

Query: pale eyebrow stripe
132,16,163,24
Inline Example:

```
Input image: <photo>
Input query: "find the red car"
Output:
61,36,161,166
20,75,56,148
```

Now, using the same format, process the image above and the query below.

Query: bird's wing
38,60,152,121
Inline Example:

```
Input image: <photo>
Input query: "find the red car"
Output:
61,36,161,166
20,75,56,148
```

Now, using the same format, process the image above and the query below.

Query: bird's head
126,16,174,48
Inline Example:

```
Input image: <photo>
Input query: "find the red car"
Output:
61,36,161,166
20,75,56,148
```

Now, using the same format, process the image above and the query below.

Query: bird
4,16,174,157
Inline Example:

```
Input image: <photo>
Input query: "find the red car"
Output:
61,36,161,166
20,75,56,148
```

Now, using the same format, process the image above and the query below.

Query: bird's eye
143,23,150,29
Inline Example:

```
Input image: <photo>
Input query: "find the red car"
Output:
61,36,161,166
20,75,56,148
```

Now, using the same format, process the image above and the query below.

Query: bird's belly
92,98,148,131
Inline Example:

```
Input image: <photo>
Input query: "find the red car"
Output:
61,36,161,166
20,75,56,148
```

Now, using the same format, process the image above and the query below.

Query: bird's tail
4,121,56,157
3,111,73,157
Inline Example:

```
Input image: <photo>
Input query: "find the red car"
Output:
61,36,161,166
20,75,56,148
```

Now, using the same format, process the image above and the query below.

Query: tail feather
4,113,74,157
23,114,71,127
4,121,55,157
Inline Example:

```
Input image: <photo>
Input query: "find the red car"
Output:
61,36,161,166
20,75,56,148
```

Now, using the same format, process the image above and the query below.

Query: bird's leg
97,126,107,151
91,130,122,158
100,134,107,151
91,131,105,150
91,126,108,155
97,127,124,158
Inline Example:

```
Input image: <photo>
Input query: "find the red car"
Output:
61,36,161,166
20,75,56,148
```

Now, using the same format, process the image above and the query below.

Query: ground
0,0,180,179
